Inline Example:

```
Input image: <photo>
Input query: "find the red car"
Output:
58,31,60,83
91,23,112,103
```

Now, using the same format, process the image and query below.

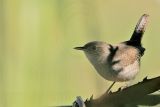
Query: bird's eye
91,46,97,50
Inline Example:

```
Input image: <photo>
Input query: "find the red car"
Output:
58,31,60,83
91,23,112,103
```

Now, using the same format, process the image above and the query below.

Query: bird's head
74,41,111,64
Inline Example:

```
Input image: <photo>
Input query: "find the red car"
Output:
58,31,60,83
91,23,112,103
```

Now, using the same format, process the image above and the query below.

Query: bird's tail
130,14,149,45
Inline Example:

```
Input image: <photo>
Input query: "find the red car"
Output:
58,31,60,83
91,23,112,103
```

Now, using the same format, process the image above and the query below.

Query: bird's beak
74,46,85,50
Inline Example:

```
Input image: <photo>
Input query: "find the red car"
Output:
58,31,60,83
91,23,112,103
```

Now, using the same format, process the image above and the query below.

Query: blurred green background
0,0,160,107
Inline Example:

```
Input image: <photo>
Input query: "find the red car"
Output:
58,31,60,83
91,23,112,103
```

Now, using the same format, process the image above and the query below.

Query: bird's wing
113,45,139,67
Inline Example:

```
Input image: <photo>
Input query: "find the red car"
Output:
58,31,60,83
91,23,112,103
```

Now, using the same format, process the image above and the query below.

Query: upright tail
130,14,149,45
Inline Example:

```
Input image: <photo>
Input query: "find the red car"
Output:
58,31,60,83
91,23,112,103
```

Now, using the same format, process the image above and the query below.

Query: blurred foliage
0,0,160,107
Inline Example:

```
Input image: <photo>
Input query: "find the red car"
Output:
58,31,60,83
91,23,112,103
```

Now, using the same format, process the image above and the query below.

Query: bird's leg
106,81,116,93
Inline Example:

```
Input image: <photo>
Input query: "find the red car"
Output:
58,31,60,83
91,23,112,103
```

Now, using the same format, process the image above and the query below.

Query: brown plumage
114,44,139,67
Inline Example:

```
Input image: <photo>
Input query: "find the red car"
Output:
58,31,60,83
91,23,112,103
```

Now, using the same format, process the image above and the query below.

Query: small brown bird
74,14,149,91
